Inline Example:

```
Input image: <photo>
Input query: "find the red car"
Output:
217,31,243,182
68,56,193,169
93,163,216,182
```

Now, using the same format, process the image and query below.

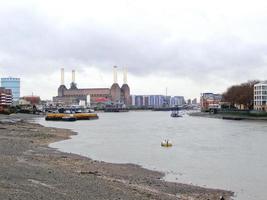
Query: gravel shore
0,114,233,200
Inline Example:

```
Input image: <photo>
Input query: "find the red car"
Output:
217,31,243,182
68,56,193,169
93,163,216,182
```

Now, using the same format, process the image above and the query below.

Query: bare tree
222,80,259,109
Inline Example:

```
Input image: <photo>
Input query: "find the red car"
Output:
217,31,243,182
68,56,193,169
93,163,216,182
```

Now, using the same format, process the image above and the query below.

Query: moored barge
45,113,99,121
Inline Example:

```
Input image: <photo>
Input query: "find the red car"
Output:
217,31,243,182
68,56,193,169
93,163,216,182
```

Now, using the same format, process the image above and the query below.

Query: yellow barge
45,113,99,121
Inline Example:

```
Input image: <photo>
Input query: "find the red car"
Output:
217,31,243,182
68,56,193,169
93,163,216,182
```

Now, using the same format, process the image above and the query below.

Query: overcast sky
0,0,267,100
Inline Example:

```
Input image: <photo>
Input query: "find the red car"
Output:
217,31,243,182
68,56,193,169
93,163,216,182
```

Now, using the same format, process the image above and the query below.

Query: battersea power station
53,66,130,107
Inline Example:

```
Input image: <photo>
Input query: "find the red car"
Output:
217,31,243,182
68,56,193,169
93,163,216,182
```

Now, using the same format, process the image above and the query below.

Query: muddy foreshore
0,114,233,200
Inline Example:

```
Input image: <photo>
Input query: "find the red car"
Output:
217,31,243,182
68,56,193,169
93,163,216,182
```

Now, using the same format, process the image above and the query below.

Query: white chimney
61,68,65,85
113,66,118,83
123,67,128,84
72,70,75,83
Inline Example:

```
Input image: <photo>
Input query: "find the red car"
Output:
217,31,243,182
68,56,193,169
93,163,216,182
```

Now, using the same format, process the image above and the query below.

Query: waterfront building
130,95,185,108
143,96,149,107
130,95,135,106
21,96,41,105
170,96,185,106
200,93,222,111
148,95,165,108
187,99,192,105
130,95,149,107
135,95,144,107
254,81,267,111
1,77,20,102
164,96,171,107
0,87,12,106
53,67,130,107
192,98,197,104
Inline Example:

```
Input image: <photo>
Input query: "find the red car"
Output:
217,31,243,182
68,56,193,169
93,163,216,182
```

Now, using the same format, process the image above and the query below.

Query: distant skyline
1,0,267,100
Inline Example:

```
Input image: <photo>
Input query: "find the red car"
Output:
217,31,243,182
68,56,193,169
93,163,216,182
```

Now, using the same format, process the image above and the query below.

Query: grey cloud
0,5,267,83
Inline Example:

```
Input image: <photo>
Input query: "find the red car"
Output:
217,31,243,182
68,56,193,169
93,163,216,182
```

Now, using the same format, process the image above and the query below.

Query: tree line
222,80,259,110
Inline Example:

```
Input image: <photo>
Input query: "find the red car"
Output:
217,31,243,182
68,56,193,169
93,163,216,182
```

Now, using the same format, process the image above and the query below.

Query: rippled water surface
37,111,267,200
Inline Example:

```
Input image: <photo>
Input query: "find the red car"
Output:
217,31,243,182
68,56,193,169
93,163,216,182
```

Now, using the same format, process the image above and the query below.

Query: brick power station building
53,67,130,107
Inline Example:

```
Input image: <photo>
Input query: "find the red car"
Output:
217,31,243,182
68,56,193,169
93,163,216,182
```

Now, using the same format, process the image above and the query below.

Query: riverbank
189,111,267,120
0,114,233,200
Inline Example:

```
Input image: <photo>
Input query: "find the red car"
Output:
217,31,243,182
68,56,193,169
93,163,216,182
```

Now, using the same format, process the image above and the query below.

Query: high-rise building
1,77,20,102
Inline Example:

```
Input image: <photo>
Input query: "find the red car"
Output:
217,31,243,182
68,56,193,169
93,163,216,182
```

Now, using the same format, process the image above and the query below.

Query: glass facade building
131,95,185,108
170,96,186,106
1,77,20,101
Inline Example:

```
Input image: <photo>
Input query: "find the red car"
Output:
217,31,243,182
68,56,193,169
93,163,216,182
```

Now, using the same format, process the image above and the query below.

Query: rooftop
255,81,267,86
1,77,20,81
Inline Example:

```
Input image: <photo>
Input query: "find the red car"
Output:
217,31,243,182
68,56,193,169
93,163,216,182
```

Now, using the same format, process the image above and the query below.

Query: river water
37,111,267,200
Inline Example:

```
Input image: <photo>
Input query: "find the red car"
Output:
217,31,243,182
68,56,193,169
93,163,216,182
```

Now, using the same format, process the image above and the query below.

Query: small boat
170,110,182,117
161,140,173,147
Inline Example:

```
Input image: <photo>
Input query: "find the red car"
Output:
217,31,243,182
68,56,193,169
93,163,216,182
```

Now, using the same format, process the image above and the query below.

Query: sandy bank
0,114,233,200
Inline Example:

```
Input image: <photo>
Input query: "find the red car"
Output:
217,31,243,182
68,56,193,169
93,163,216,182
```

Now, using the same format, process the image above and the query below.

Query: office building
1,77,20,102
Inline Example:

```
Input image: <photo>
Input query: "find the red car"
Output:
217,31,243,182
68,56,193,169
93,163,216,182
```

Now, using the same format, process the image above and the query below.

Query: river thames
38,111,267,200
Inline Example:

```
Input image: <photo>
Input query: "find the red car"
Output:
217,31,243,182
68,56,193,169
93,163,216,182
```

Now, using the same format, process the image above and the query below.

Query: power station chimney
113,66,118,83
72,70,75,83
123,67,128,84
61,68,65,85
70,69,78,89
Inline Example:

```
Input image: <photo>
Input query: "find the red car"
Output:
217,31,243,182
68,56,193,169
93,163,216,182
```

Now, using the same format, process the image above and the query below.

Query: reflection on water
37,111,267,200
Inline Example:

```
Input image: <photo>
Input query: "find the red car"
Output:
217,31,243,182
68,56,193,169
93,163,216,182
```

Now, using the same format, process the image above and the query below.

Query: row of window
254,86,267,91
90,94,109,98
255,96,267,100
255,107,266,111
254,101,267,105
255,91,267,95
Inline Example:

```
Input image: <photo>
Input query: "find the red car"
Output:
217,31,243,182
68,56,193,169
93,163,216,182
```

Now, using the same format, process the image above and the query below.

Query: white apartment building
254,81,267,111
